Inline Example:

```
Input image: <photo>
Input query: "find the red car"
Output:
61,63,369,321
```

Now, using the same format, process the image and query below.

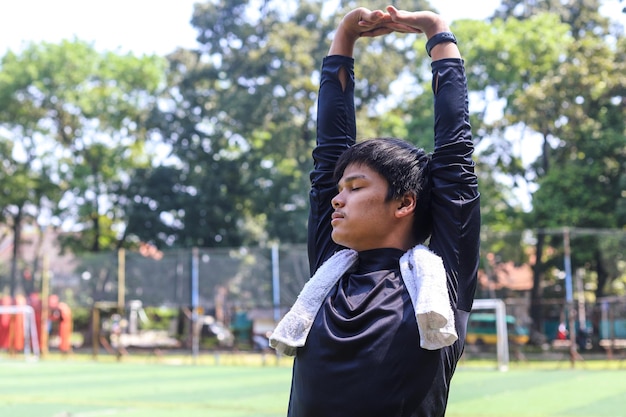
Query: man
270,6,480,417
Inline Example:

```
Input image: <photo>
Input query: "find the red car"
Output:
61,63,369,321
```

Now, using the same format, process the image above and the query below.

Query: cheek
346,205,391,233
359,194,390,216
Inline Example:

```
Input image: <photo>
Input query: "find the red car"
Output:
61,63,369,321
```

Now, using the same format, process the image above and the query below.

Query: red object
0,293,72,353
11,295,26,352
56,302,72,353
0,295,11,349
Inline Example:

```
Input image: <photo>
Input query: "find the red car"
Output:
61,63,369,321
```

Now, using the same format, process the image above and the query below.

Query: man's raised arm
308,8,397,272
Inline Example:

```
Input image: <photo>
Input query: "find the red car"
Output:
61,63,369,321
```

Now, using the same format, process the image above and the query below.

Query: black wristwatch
425,32,457,57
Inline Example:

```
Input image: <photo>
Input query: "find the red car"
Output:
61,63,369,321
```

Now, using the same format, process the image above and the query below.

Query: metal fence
36,244,311,313
1,228,626,347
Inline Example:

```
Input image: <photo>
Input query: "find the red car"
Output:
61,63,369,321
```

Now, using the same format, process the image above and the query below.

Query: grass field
1,353,625,417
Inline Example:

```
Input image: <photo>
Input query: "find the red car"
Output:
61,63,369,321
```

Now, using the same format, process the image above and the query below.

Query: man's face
331,163,401,251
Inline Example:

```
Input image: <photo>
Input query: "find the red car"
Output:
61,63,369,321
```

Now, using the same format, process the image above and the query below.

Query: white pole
191,248,200,362
563,228,578,365
272,244,280,322
472,299,509,371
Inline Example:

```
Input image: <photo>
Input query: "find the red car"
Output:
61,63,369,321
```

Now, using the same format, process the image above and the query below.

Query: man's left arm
429,58,480,313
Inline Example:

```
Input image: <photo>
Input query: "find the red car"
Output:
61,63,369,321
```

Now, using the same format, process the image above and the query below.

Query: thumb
386,5,400,20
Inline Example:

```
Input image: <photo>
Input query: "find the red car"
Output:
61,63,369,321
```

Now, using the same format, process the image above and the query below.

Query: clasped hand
343,6,447,39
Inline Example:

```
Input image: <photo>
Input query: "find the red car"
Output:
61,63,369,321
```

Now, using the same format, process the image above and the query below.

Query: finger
386,5,413,25
364,9,386,21
360,26,395,38
385,22,422,34
361,8,394,25
386,5,401,21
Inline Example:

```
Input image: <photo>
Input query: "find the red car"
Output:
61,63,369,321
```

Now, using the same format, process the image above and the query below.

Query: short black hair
334,137,433,244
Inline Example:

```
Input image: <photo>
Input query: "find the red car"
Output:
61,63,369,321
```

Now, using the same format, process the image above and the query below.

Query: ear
395,192,416,219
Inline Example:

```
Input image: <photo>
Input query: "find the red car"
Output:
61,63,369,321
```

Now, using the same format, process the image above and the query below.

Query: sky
0,0,509,56
1,0,623,56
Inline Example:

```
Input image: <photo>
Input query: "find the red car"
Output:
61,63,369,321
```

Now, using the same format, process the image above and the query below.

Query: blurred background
0,0,625,361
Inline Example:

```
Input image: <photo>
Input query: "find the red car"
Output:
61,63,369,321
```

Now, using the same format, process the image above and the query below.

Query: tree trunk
9,207,23,297
594,248,608,300
530,230,546,342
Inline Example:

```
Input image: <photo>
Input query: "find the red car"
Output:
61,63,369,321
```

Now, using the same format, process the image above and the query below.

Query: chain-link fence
1,228,626,353
27,244,309,313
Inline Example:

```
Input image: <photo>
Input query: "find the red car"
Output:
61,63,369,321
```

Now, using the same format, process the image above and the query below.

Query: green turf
1,355,625,417
446,368,626,417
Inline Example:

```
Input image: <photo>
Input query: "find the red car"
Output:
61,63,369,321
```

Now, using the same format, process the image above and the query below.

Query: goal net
469,299,509,371
0,305,40,358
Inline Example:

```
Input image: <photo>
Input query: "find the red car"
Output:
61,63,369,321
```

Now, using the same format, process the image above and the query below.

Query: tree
475,0,625,339
449,13,572,312
520,31,626,299
0,52,64,296
145,0,430,248
0,40,166,255
0,40,165,295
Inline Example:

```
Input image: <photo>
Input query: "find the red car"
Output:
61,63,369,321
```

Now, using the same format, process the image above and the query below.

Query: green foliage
69,306,92,333
141,306,178,331
1,0,625,303
456,13,572,115
142,0,431,248
449,1,626,303
0,39,166,256
518,19,625,296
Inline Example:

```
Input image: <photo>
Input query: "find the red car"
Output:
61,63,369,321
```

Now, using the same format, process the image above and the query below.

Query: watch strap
425,32,457,57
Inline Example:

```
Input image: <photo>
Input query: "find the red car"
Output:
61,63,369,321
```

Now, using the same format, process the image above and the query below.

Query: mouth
331,211,344,226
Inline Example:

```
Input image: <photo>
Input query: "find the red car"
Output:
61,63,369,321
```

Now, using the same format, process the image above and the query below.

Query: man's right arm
307,8,395,274
308,56,355,274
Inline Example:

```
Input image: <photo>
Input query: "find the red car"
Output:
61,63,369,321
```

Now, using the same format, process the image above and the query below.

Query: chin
331,232,350,248
332,239,358,251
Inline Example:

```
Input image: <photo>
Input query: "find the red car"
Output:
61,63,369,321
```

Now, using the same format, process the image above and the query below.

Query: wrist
328,22,359,56
419,12,449,38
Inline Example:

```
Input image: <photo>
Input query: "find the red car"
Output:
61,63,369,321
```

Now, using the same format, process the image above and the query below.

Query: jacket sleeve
307,55,356,275
428,58,481,312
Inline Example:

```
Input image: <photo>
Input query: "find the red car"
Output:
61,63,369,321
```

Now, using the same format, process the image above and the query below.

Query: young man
270,6,480,417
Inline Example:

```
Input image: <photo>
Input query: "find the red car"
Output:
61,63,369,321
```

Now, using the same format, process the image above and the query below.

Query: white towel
269,249,358,356
269,245,457,356
399,246,457,350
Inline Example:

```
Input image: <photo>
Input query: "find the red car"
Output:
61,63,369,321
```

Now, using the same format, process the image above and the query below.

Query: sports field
1,354,624,417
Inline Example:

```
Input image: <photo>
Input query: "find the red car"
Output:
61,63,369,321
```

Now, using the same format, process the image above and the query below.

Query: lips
331,211,344,225
331,211,344,220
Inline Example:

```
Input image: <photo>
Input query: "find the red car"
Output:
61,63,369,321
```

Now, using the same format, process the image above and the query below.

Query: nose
331,193,343,208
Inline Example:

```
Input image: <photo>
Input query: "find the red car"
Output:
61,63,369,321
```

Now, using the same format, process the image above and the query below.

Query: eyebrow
337,174,367,189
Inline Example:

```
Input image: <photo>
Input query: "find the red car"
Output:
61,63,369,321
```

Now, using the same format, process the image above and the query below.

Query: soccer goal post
471,298,509,371
0,304,41,359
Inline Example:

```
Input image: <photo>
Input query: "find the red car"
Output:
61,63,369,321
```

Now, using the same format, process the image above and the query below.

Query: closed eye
338,185,362,193
337,174,367,193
